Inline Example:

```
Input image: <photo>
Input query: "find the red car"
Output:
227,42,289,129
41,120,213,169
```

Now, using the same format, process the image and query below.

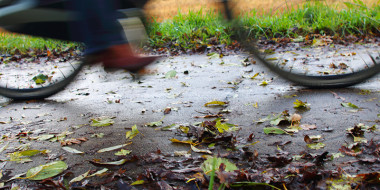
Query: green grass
0,33,81,55
240,1,380,38
0,1,379,55
146,1,379,50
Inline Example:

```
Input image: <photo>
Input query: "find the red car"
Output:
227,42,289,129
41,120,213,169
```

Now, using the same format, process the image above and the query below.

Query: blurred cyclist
68,0,159,72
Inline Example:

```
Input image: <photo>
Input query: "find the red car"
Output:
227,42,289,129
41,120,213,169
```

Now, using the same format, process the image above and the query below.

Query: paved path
0,51,379,187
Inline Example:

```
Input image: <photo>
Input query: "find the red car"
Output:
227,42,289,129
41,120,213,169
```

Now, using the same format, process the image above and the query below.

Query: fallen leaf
165,70,177,78
263,127,289,135
300,124,317,130
258,80,270,86
88,168,108,177
191,145,212,154
125,125,139,139
115,149,131,156
91,133,104,138
62,147,84,154
89,159,128,166
331,153,345,160
69,170,90,184
131,180,145,185
293,99,310,109
97,143,132,153
170,138,196,145
341,102,359,109
24,161,68,180
339,145,363,156
32,74,49,85
204,101,228,107
60,137,88,146
307,142,325,150
201,157,237,174
90,117,115,127
35,134,55,141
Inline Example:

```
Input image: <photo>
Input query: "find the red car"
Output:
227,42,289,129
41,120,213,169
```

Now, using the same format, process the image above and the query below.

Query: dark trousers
69,0,127,54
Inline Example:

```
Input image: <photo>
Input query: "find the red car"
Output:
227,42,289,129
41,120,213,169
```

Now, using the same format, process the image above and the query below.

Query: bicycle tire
224,1,380,88
0,58,86,100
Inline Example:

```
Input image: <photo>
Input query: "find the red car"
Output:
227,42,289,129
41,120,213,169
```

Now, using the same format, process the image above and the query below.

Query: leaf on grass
89,159,128,167
125,125,139,139
293,99,310,109
201,157,237,175
90,117,115,127
263,127,289,135
131,180,145,185
191,145,212,154
204,101,228,107
62,147,84,154
307,142,325,150
69,170,90,184
24,161,68,180
115,149,131,156
97,143,132,153
165,70,177,79
341,102,359,109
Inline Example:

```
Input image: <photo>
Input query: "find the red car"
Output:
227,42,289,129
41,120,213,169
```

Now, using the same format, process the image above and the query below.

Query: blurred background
144,0,379,21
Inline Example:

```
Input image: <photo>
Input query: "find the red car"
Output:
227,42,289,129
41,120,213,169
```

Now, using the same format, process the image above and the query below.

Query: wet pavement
0,49,380,187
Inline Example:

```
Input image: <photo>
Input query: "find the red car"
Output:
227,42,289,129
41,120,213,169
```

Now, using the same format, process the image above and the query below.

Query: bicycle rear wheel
0,56,85,100
227,0,380,88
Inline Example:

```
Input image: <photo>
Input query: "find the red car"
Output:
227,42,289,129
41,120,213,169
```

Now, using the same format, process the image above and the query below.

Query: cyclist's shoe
98,44,160,73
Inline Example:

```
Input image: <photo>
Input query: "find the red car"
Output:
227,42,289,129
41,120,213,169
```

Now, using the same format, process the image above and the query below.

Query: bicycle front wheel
0,56,85,100
227,0,380,88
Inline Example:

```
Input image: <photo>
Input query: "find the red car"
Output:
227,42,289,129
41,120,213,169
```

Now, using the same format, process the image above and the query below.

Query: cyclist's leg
68,0,160,72
68,0,126,54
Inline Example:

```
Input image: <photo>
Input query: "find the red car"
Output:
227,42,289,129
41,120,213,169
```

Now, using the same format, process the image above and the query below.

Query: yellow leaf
204,101,228,107
170,138,196,146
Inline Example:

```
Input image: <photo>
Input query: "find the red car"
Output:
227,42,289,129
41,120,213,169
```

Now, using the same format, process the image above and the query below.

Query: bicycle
0,0,379,100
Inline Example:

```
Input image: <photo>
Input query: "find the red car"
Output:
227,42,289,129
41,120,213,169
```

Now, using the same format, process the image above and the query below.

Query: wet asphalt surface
0,50,380,186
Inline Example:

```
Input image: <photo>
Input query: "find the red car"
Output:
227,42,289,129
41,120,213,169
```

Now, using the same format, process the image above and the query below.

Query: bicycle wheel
0,56,86,100
226,0,380,88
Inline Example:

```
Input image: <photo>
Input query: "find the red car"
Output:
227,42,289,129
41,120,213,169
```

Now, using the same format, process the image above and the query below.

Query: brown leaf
164,108,171,115
339,146,363,156
61,137,88,146
304,135,313,144
300,124,317,130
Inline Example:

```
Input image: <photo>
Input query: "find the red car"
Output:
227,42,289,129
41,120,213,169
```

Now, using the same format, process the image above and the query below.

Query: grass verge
0,0,379,55
146,1,379,52
0,32,80,56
